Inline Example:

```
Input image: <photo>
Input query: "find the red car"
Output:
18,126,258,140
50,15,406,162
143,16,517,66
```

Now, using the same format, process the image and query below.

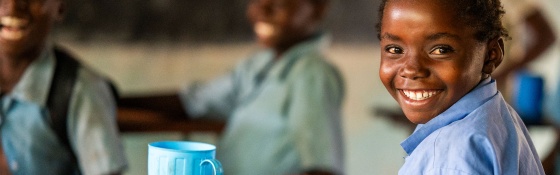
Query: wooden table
117,108,226,134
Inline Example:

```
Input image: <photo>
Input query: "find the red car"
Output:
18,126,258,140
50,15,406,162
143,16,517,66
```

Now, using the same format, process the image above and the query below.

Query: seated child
119,0,344,174
376,0,545,174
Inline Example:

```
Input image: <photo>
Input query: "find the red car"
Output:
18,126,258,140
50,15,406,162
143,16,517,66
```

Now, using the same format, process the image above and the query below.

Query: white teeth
402,90,439,100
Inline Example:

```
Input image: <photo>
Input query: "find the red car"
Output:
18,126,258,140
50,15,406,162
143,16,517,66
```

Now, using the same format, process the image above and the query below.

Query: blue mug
148,141,223,175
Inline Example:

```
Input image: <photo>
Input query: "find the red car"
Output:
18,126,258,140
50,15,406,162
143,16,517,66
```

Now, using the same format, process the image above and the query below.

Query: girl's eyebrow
379,32,461,41
379,33,401,41
426,32,461,41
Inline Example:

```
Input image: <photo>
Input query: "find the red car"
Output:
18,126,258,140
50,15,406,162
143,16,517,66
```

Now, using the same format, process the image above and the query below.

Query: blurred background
52,0,560,174
56,0,379,43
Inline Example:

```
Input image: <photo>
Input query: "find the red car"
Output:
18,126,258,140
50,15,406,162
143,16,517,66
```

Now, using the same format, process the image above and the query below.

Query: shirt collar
8,46,55,107
401,78,497,155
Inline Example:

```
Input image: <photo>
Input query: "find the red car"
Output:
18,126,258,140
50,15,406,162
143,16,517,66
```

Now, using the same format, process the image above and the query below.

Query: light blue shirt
180,33,345,175
399,78,544,175
0,47,128,175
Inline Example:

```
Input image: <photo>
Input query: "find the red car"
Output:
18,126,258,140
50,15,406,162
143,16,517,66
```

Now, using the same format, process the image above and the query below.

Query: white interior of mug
150,141,216,152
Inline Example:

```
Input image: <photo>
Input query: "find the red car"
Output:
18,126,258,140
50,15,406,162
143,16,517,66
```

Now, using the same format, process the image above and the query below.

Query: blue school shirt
398,78,544,175
0,46,128,175
180,33,345,175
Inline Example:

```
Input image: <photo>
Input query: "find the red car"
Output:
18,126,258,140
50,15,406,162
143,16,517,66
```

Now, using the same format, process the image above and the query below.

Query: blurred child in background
120,0,344,174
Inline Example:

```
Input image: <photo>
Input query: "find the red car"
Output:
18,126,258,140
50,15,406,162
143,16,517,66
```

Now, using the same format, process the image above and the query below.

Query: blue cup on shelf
148,141,223,175
512,71,544,125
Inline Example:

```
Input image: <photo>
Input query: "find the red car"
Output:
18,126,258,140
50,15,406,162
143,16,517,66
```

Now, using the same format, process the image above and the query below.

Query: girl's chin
402,111,435,124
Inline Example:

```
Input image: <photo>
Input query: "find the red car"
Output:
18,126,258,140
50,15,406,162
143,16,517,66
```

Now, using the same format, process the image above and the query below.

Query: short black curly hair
376,0,509,42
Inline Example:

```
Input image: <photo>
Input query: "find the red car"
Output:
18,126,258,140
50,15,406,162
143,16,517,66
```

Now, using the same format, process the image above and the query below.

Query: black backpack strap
46,47,81,174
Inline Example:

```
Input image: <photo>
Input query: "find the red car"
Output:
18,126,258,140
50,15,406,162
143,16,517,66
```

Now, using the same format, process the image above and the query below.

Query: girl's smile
400,89,442,101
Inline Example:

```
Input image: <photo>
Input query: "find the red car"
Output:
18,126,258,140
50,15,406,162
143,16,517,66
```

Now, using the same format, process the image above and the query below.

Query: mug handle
200,159,223,175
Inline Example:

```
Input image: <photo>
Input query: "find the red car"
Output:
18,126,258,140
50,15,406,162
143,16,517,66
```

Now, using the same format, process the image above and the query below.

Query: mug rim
149,141,216,153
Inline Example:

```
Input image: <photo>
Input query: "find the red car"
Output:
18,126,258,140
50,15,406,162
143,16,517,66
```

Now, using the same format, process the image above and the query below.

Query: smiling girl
377,0,545,174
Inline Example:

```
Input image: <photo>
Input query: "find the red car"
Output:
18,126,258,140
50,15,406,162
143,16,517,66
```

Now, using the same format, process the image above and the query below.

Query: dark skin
0,0,120,174
119,0,336,174
378,0,503,124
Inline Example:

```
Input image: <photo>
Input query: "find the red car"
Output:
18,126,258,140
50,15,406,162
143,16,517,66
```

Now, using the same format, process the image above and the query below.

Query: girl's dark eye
430,45,454,55
385,46,403,54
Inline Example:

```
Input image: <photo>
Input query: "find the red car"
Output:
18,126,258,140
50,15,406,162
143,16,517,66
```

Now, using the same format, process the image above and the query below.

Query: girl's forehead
383,1,458,23
380,0,479,41
385,0,465,18
383,0,470,29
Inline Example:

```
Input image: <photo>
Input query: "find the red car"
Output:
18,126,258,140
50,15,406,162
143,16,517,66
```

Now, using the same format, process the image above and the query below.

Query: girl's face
378,0,502,124
247,0,319,54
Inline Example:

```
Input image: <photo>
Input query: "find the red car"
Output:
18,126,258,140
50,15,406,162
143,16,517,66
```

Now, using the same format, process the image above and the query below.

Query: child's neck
0,53,39,94
272,32,319,60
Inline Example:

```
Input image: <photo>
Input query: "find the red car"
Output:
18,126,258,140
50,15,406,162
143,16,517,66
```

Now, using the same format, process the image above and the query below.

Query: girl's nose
398,54,429,80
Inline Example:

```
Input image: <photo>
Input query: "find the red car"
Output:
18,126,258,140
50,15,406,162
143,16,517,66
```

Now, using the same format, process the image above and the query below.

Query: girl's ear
483,38,504,75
